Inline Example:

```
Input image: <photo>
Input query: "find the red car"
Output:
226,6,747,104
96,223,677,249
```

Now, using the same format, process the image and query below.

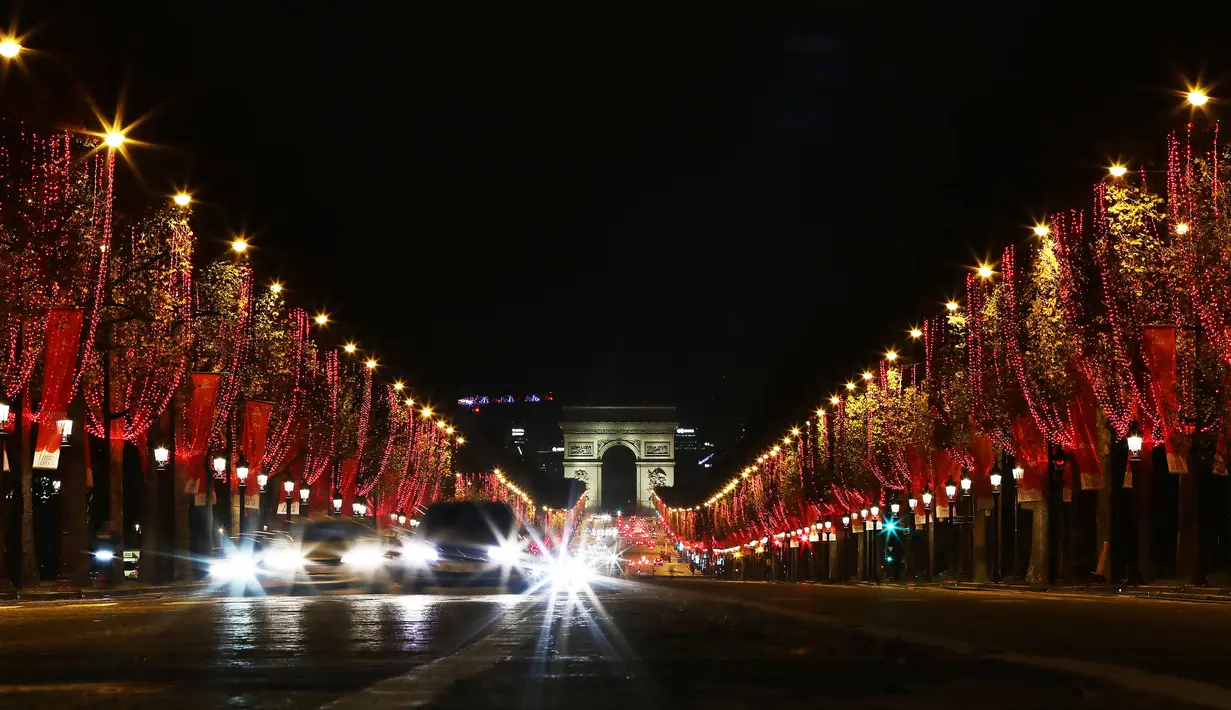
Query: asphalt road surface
0,580,1228,709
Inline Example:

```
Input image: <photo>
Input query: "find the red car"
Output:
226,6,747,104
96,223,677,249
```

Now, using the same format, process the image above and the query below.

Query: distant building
451,394,563,488
673,425,717,491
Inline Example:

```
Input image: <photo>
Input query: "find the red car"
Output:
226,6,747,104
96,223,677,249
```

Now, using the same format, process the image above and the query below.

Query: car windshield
419,503,516,545
301,521,374,544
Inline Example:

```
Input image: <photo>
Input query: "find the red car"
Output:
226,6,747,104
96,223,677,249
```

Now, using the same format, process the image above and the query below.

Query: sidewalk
0,580,210,602
939,578,1231,603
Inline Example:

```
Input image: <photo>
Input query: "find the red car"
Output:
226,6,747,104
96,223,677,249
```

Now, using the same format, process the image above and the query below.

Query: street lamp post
990,469,1003,583
256,472,268,530
870,504,881,583
300,485,311,518
1124,426,1144,584
841,514,851,580
212,454,226,538
906,496,916,583
283,479,294,525
823,520,833,581
235,456,250,535
922,486,934,580
944,477,957,579
1012,465,1024,579
960,470,973,581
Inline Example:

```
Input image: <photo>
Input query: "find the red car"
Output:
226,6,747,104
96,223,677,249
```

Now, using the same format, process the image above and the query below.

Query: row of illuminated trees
658,93,1231,585
0,116,464,586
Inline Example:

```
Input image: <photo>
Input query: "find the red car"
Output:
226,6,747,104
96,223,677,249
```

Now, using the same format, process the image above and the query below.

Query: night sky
13,2,1231,478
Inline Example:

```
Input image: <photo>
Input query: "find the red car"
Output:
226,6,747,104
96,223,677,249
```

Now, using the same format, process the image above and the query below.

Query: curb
939,581,1231,604
0,583,210,602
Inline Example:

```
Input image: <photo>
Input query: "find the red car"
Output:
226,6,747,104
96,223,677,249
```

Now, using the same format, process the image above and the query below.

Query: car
404,501,531,593
288,518,402,593
207,531,299,592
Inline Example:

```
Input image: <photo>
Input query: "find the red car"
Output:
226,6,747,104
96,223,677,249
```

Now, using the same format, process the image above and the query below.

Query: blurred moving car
405,501,530,592
290,518,402,593
207,531,298,592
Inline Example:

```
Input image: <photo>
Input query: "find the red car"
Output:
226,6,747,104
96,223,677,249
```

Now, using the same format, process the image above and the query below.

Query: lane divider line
323,601,536,710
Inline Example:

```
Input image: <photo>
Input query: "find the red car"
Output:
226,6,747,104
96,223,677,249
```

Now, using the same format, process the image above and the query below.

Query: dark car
405,501,531,592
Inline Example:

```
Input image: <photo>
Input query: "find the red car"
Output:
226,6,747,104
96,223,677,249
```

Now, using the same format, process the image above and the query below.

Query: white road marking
657,586,1231,710
324,601,535,709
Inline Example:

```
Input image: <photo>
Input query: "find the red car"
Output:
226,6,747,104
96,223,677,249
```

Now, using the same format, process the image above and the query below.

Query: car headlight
486,543,521,564
261,547,305,571
210,556,257,580
404,542,439,565
341,544,386,570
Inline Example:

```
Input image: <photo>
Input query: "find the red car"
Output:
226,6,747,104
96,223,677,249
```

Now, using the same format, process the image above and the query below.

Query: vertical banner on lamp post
1142,325,1189,473
240,401,273,510
33,309,84,470
1010,416,1048,502
340,456,359,515
1068,385,1104,489
178,373,222,505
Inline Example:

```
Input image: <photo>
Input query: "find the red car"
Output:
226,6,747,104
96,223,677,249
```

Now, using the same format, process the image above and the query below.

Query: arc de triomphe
559,406,677,513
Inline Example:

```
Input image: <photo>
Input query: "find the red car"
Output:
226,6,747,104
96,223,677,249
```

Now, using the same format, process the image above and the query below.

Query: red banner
930,449,961,518
32,309,83,470
970,432,996,498
341,456,359,515
1142,325,1189,473
177,373,222,504
1010,416,1047,502
240,401,273,509
1068,385,1104,487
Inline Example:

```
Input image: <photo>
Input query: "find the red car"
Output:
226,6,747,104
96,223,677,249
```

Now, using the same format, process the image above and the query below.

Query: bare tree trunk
108,429,124,584
1135,454,1156,581
171,388,191,582
58,395,90,588
18,390,37,587
1025,500,1048,583
140,433,160,583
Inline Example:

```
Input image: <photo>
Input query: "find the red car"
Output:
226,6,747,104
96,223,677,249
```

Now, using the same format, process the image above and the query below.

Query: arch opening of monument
560,406,676,514
599,445,637,514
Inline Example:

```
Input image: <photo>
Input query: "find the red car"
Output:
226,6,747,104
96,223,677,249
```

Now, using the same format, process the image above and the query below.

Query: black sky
13,2,1231,475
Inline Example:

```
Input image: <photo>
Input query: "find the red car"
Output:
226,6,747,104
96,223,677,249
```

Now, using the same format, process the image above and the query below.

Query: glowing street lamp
1127,431,1144,462
1176,222,1190,235
990,470,1003,491
945,301,960,311
236,456,250,532
257,472,268,490
1188,90,1210,107
870,504,880,518
365,358,377,370
173,192,192,207
909,328,923,339
299,485,310,517
959,470,972,495
1109,164,1128,178
332,493,343,515
314,313,329,326
154,446,170,471
283,478,295,523
212,455,226,476
0,38,21,58
885,350,898,362
343,343,357,354
890,502,900,515
231,238,249,254
57,419,73,447
977,264,994,279
0,394,9,427
269,282,283,294
104,131,126,149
